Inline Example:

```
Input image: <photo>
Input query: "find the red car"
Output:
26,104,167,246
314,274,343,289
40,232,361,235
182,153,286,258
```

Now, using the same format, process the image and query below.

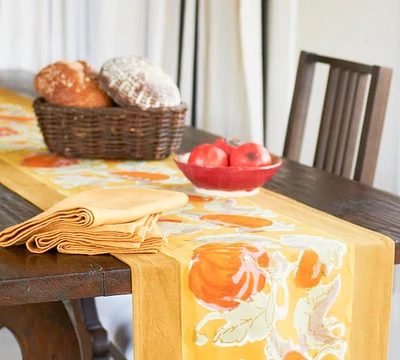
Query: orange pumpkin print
21,154,79,168
0,127,18,136
284,351,307,360
112,171,169,181
295,250,326,288
188,195,213,203
0,114,34,122
188,242,269,310
199,214,273,228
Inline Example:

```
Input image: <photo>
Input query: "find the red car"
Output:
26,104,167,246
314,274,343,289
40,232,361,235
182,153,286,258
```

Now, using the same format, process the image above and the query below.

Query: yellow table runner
0,88,394,360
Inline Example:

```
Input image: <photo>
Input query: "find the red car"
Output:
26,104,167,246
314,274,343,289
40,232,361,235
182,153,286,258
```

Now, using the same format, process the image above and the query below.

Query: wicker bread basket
33,98,188,160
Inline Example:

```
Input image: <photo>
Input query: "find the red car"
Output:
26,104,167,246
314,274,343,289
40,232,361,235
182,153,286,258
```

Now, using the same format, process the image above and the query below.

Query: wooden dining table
0,71,399,359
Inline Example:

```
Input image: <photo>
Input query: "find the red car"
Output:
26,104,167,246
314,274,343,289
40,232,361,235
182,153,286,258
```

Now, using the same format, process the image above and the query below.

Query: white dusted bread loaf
98,56,181,109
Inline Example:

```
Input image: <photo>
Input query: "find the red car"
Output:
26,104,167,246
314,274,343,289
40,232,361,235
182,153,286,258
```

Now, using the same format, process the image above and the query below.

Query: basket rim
33,97,188,114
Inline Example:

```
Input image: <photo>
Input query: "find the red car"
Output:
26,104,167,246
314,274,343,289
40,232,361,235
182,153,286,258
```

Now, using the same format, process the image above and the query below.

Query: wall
268,0,400,194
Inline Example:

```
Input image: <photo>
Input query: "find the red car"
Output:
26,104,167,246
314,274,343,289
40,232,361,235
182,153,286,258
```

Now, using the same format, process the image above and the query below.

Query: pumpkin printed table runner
0,88,394,360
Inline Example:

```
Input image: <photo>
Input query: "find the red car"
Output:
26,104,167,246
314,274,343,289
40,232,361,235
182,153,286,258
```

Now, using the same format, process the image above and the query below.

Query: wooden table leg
0,301,84,359
71,298,127,360
0,299,127,360
71,298,111,360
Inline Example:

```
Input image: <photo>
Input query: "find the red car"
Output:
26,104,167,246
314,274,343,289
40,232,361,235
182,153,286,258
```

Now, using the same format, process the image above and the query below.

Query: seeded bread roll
98,56,181,109
34,61,112,108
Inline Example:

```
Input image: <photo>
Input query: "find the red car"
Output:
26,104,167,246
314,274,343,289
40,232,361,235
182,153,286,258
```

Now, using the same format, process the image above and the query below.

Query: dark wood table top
1,71,399,307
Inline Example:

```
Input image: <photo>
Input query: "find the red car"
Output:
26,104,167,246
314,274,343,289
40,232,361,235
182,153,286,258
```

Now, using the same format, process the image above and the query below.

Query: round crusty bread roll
98,56,181,109
34,61,112,108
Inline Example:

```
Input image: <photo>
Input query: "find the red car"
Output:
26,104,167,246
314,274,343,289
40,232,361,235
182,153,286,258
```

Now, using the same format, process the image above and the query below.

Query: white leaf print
158,222,205,236
193,234,282,248
195,292,273,347
52,175,114,188
236,221,296,233
203,199,278,218
268,252,295,320
293,276,347,357
162,204,194,215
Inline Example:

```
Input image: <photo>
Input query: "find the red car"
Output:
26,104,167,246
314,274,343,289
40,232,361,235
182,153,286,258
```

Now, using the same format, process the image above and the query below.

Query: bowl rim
174,152,282,171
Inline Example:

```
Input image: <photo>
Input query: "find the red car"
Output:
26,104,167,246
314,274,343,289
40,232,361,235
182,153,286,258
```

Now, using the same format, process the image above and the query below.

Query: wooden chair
283,51,392,185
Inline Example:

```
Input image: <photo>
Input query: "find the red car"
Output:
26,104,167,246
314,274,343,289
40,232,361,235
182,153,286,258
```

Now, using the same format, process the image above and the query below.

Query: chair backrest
283,51,392,185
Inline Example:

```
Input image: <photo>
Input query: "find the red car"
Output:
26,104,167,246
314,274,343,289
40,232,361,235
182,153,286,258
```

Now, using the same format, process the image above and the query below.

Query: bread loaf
34,61,112,108
98,56,181,109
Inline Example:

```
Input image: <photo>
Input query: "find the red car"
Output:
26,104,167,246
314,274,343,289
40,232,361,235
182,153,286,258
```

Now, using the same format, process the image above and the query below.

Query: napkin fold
0,188,188,255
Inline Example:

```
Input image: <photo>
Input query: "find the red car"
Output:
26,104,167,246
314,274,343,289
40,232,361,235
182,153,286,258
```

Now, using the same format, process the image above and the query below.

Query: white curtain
0,0,263,141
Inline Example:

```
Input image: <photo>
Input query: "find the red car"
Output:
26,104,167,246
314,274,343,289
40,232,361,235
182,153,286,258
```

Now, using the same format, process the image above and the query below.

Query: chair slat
341,73,368,178
333,71,359,176
324,69,350,172
314,67,340,169
284,52,316,161
355,66,393,184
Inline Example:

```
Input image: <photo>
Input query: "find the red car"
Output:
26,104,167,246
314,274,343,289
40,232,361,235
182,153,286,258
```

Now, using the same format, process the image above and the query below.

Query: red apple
230,143,272,167
188,144,229,167
213,137,243,155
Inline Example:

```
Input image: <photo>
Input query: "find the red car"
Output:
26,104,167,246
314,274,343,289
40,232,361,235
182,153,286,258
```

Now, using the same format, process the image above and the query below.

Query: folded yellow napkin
0,188,188,255
56,226,167,255
25,214,162,254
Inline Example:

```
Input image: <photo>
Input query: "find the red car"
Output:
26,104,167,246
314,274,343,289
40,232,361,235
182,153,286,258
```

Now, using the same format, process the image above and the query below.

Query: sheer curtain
191,0,263,143
0,0,90,70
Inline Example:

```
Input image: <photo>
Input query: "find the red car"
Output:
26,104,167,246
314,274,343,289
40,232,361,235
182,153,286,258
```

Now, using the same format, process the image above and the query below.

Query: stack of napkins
0,188,188,255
